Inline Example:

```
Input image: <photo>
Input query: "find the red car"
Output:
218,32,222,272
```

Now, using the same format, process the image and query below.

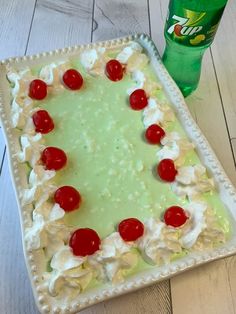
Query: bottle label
165,3,225,47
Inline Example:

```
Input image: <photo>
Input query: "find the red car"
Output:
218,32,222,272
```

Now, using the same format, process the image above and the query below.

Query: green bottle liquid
162,0,228,97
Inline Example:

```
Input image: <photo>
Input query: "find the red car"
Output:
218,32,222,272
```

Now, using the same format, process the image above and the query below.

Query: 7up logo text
167,15,203,36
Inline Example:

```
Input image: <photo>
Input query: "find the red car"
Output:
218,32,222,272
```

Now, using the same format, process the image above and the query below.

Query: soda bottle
162,0,228,97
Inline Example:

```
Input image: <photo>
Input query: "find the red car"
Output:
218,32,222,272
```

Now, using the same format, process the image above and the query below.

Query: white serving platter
0,34,236,314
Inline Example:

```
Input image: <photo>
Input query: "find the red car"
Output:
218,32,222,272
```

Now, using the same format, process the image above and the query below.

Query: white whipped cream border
7,66,68,256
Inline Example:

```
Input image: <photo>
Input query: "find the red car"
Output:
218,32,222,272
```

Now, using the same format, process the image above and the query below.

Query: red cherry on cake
62,69,83,90
69,228,101,256
41,147,67,170
145,124,165,144
157,159,177,182
54,186,81,212
105,59,124,81
118,218,144,242
164,206,188,228
129,89,148,110
32,110,54,134
29,79,47,100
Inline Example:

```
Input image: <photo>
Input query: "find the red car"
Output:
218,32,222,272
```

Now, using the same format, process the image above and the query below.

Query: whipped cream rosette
80,47,108,76
157,132,195,167
17,133,45,167
47,246,93,297
25,202,68,254
7,67,33,97
7,67,36,129
88,232,138,283
116,42,149,73
180,201,226,250
37,61,72,99
21,165,56,206
10,96,34,129
127,70,162,96
143,98,175,129
172,164,215,200
138,218,182,265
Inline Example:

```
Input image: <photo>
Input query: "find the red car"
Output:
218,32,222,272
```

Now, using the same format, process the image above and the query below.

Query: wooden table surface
0,0,236,313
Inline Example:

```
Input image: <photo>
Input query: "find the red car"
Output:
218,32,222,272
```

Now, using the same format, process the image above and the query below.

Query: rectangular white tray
1,34,236,314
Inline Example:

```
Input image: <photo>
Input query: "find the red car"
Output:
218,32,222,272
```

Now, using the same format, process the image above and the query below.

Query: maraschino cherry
164,206,188,228
118,218,144,241
29,79,47,100
69,228,101,256
157,159,177,182
129,89,148,110
54,186,81,212
41,147,67,170
145,124,165,144
63,69,83,90
105,59,124,81
32,110,54,134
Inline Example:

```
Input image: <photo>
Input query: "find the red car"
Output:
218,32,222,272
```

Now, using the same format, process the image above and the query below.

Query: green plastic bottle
162,0,228,97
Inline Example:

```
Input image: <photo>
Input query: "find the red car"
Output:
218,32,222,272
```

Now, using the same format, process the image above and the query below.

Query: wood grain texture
211,0,236,139
171,258,235,314
92,0,150,41
224,255,236,311
148,0,167,56
27,0,94,55
186,49,236,186
0,0,36,59
81,281,171,314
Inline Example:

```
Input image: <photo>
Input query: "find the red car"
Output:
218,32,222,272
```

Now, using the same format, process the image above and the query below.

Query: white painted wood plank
0,157,39,314
187,50,236,186
211,0,236,139
224,254,236,311
0,0,36,59
92,0,150,41
148,0,167,56
171,258,235,314
26,0,94,55
81,281,171,314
